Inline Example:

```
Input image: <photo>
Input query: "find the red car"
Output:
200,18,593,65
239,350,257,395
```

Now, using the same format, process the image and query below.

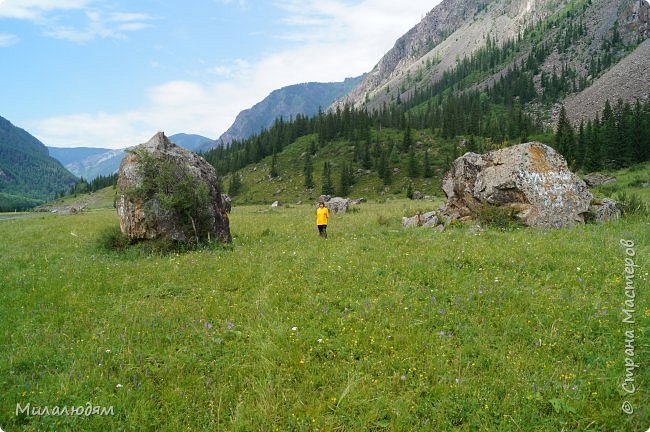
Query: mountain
169,133,215,153
0,115,77,210
47,146,113,166
218,76,364,145
46,133,214,181
333,0,650,125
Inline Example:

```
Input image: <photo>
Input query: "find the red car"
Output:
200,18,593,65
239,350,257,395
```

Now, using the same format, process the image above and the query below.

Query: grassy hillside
0,163,648,431
224,130,492,205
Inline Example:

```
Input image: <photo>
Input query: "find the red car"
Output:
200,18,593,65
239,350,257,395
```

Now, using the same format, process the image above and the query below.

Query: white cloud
35,0,438,148
0,0,90,20
0,0,153,42
44,9,153,43
0,32,19,46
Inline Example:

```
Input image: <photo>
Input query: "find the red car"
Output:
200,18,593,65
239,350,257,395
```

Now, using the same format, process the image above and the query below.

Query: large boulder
116,132,231,243
325,197,350,214
442,142,592,228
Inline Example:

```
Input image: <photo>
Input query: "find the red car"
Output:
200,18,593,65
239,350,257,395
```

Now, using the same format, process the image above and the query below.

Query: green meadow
0,173,648,431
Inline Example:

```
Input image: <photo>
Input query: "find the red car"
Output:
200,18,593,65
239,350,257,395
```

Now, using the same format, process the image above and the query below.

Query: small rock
271,201,283,208
467,224,484,235
583,173,617,188
412,191,424,200
393,167,401,174
586,198,620,222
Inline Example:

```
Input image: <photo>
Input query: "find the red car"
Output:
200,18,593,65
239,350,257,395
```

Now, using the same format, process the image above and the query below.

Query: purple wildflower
227,320,235,330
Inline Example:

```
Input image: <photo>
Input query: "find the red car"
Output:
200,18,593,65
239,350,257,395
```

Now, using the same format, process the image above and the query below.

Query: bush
377,214,391,226
615,191,648,216
98,226,130,251
474,203,522,229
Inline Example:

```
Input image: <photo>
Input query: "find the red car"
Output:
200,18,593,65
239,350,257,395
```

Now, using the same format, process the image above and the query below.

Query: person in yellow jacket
316,202,329,238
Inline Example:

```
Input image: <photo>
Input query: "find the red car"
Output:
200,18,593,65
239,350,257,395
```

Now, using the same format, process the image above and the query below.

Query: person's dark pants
317,225,327,238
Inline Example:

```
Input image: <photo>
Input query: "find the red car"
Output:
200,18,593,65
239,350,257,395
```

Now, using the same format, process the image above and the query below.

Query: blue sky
0,0,439,148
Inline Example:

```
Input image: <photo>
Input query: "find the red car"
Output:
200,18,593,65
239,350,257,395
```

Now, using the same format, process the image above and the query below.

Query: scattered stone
325,197,349,214
412,191,424,200
393,167,401,174
586,198,621,222
467,224,484,235
442,142,592,228
583,173,617,188
116,132,231,243
350,198,366,205
271,200,283,208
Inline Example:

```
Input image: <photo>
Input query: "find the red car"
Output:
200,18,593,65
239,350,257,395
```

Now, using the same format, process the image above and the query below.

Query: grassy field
0,176,648,431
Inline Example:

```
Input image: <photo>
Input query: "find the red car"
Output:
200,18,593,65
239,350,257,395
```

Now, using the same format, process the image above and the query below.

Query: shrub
474,203,522,229
377,214,391,226
98,226,130,251
615,191,648,216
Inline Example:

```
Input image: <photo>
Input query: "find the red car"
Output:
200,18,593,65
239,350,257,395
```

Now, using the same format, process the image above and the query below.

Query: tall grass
0,197,648,431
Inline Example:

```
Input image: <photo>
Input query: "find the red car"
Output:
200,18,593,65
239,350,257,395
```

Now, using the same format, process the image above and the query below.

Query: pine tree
408,145,419,177
338,163,353,197
304,152,314,189
389,143,400,164
555,105,575,165
406,180,414,199
601,100,619,168
423,150,433,178
376,145,391,185
402,121,413,152
576,120,586,170
228,172,242,196
362,141,372,169
321,161,334,195
270,152,279,178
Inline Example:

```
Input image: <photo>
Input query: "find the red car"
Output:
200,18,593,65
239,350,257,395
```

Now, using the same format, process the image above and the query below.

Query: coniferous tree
362,141,372,169
270,152,279,178
402,121,413,152
321,161,334,195
601,100,619,168
406,180,414,199
376,145,391,185
338,163,353,197
408,146,419,177
304,152,314,189
576,120,586,170
228,172,242,196
555,105,575,165
423,150,433,178
584,117,603,172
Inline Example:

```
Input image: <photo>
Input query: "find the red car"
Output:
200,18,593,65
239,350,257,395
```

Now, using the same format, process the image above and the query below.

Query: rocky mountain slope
218,76,363,145
334,0,649,125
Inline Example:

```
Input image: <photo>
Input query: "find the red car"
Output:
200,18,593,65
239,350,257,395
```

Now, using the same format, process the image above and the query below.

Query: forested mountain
204,0,649,204
217,76,364,145
0,115,77,210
